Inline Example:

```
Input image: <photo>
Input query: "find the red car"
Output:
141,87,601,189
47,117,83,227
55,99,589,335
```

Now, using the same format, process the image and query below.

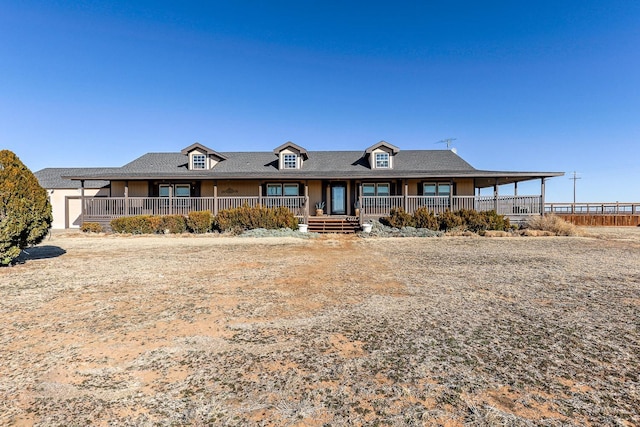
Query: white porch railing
361,195,542,217
84,196,308,221
83,194,542,225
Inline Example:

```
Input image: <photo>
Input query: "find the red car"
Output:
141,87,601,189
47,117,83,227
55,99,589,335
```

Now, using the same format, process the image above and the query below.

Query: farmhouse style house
36,141,563,230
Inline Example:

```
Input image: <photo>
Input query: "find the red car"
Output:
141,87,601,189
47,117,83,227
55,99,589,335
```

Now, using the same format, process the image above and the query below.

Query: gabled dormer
273,141,309,170
364,141,400,169
181,142,228,170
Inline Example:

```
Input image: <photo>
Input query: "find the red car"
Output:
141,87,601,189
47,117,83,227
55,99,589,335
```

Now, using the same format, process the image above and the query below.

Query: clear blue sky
2,1,639,202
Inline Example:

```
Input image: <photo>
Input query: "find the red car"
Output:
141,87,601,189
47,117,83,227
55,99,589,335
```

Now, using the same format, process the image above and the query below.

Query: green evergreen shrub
0,150,53,265
160,215,187,234
413,207,439,230
81,222,104,233
214,204,298,232
187,210,213,233
380,207,415,228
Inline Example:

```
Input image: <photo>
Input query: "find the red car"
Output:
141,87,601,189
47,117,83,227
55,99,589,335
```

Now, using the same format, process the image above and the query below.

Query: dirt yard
1,228,639,426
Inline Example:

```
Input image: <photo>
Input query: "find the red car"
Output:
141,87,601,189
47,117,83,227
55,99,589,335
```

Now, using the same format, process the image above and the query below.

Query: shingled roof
61,146,563,186
35,168,115,189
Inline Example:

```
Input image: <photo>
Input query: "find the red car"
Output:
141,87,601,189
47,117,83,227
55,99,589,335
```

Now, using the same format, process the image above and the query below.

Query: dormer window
273,142,308,170
283,153,297,169
375,152,390,168
365,141,399,169
192,154,206,170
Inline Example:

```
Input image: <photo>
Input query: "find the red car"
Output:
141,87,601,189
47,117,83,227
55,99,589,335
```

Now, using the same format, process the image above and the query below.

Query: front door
331,183,346,215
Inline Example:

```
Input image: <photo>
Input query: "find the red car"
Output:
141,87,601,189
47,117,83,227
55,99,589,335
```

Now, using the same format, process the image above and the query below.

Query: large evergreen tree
0,150,52,265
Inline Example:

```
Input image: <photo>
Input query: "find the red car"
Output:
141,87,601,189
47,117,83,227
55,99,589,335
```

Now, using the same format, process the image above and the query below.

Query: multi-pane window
375,152,390,168
267,184,283,196
423,182,451,196
192,154,206,169
267,183,299,196
362,183,391,196
159,184,190,197
283,153,297,169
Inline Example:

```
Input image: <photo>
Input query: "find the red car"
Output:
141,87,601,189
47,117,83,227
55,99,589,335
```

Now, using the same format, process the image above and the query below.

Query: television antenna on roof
436,138,457,149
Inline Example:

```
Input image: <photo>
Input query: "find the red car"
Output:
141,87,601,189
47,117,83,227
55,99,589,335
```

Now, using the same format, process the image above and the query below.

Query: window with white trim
175,184,190,197
283,184,299,196
159,184,191,197
375,152,390,168
423,182,451,196
159,184,170,197
267,184,283,196
192,154,206,169
267,183,300,196
362,183,391,196
283,153,297,169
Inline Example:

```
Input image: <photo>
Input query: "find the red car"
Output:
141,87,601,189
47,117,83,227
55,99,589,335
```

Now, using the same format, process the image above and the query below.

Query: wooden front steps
307,216,360,234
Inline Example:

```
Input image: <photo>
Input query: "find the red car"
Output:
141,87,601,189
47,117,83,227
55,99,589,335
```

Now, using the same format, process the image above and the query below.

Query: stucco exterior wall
48,188,108,229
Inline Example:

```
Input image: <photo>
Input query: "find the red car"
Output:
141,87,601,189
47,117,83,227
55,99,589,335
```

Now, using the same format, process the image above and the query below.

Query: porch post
449,179,454,210
493,179,499,213
514,181,518,196
403,180,408,213
359,183,363,226
540,178,546,216
168,184,172,215
258,183,262,206
124,181,129,215
304,182,309,224
213,183,218,215
80,180,85,225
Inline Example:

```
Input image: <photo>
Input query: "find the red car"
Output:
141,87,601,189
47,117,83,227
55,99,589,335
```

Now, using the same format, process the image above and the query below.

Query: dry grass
1,228,639,426
525,214,579,236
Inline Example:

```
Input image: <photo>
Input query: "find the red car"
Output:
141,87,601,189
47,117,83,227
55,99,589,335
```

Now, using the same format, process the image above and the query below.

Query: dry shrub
160,215,187,234
380,207,415,228
214,204,298,232
525,214,577,236
111,216,158,234
187,210,213,233
413,207,439,229
80,222,103,233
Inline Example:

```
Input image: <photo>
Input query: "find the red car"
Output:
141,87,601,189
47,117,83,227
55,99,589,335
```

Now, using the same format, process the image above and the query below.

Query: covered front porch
77,175,551,227
81,194,544,225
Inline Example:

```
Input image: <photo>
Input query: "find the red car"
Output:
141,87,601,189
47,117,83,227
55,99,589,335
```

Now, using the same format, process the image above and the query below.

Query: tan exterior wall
48,188,108,229
200,181,214,197
307,181,323,212
216,180,261,197
454,178,474,196
109,181,147,197
111,181,125,197
407,179,420,195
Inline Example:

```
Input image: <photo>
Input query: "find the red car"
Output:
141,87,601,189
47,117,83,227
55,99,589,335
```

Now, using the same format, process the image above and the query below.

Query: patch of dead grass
1,230,639,425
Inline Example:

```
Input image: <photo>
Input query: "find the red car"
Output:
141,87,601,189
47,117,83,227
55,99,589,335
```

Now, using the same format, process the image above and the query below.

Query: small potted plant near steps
315,201,325,216
354,200,361,217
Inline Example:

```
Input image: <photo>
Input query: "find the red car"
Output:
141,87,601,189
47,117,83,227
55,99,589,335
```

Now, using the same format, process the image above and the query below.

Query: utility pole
569,171,581,213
